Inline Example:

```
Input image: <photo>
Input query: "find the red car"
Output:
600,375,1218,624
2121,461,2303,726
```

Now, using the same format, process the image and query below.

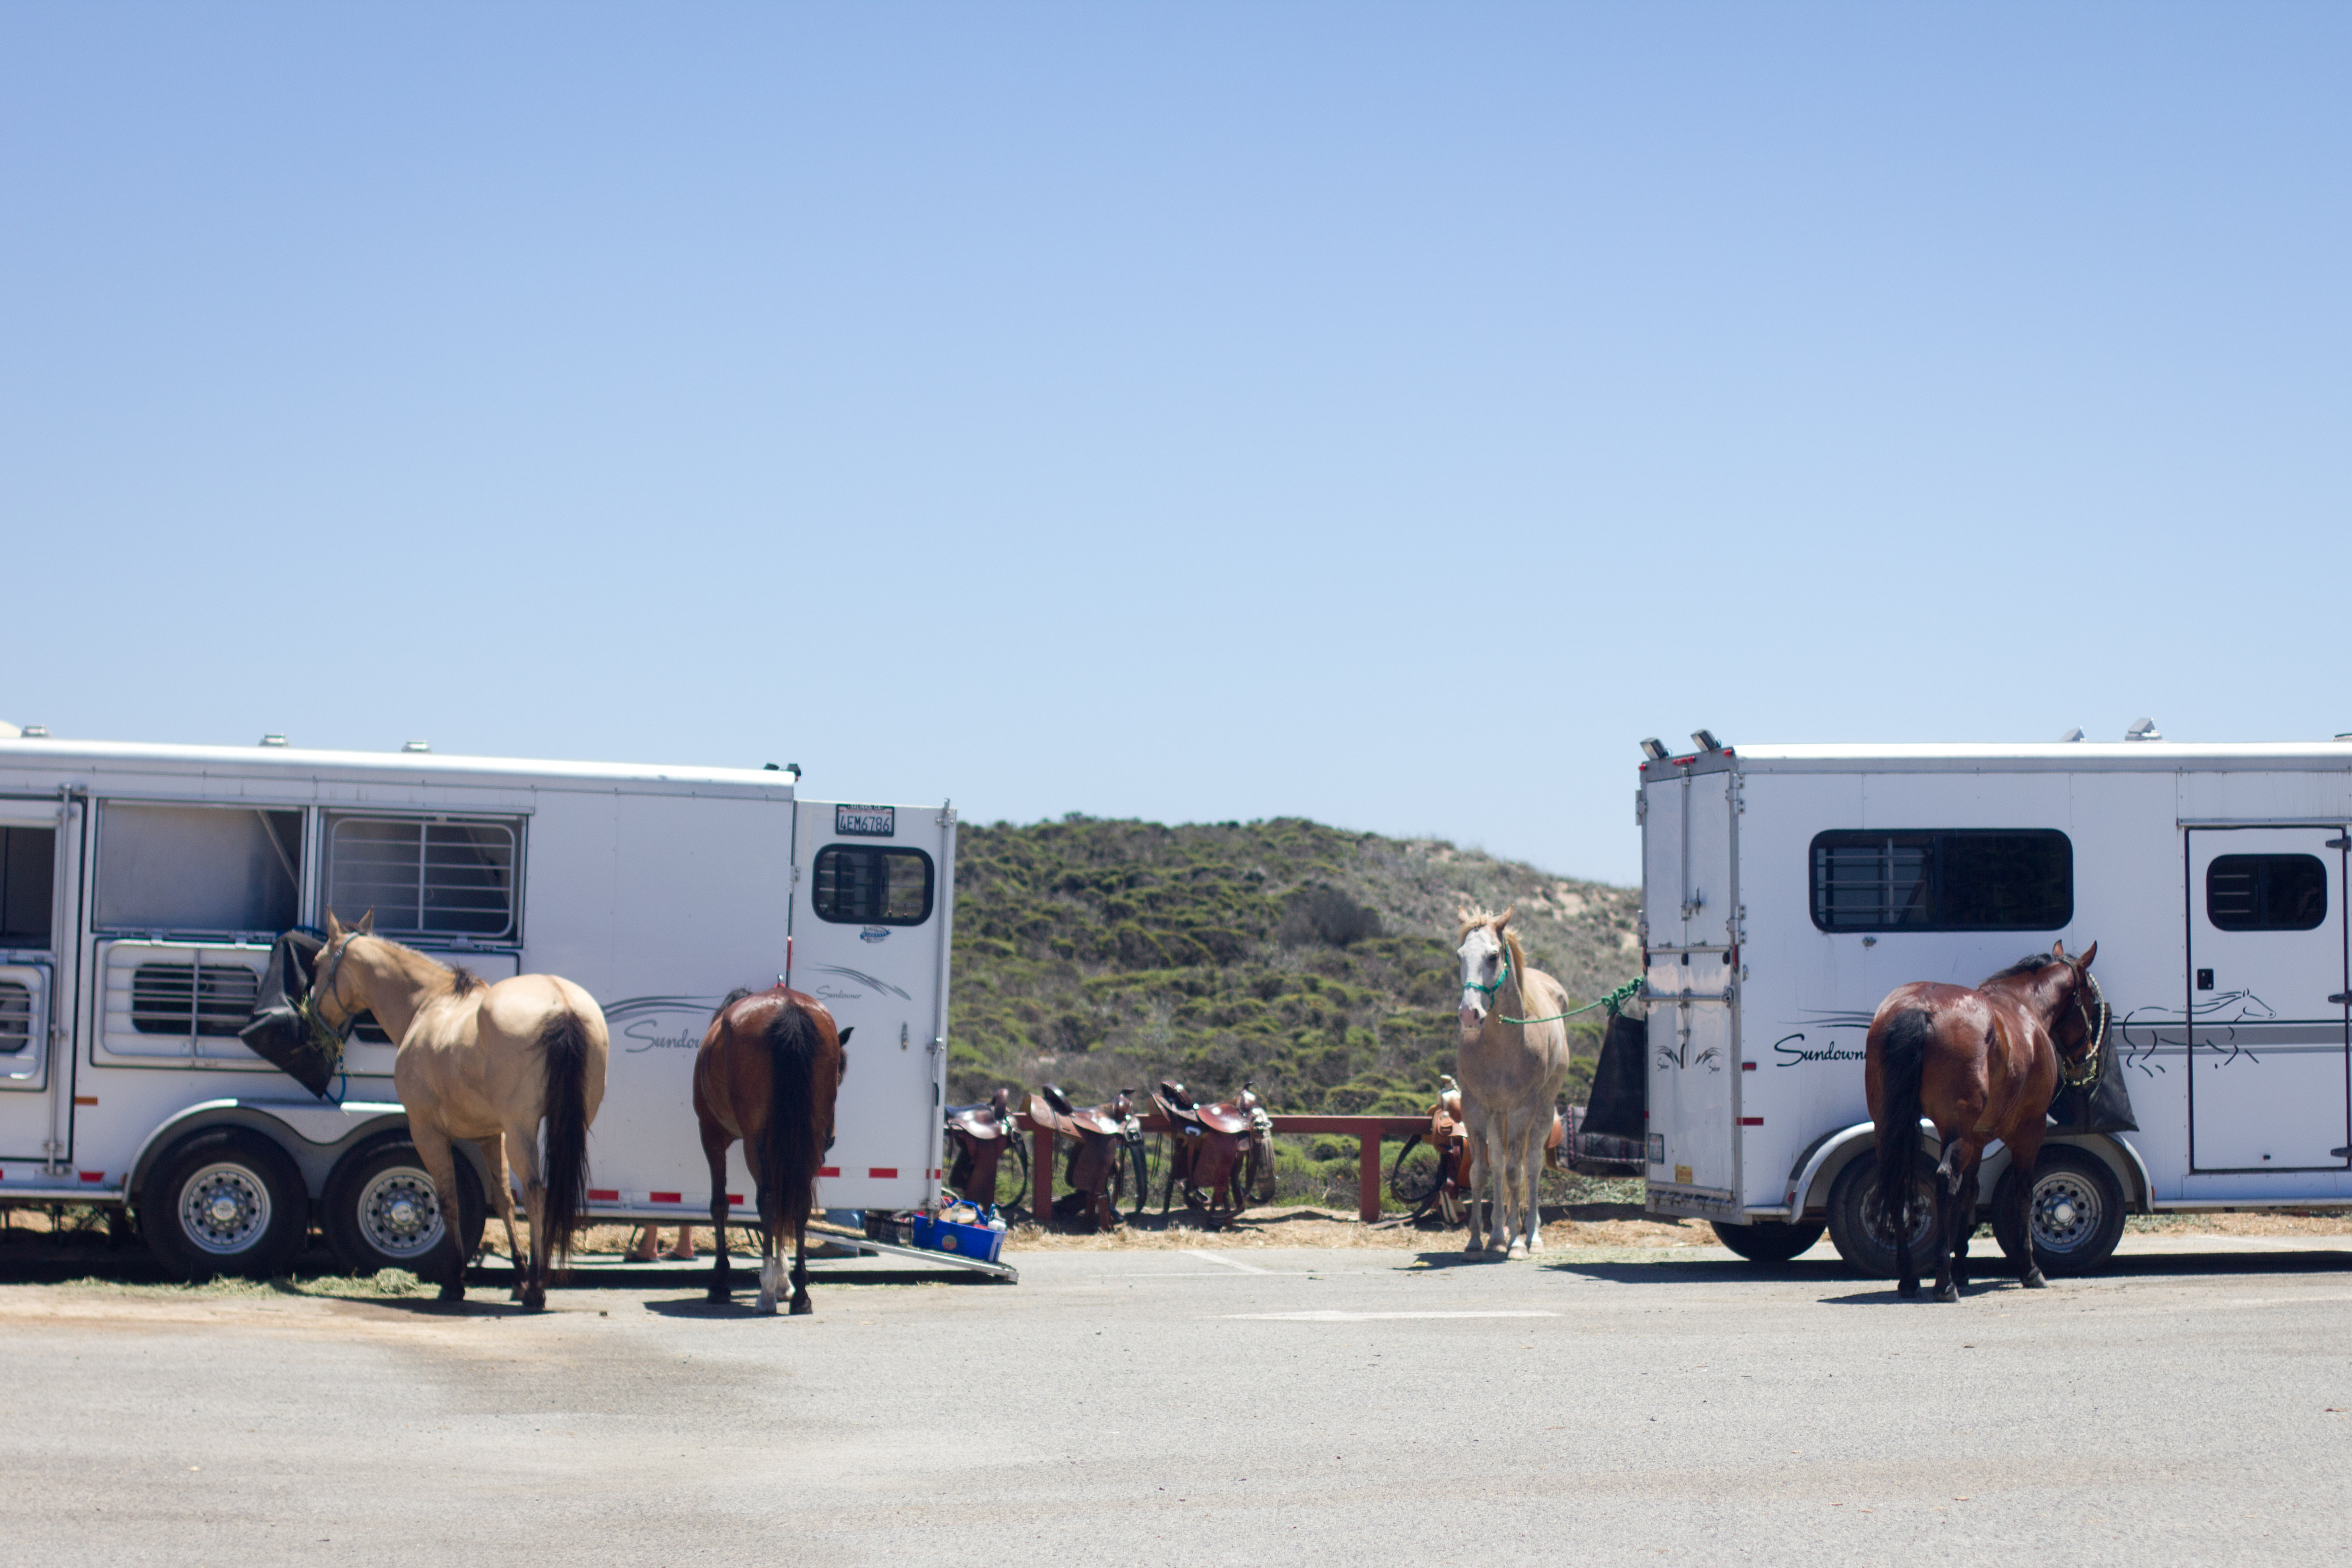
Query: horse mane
712,985,757,1021
1982,952,2064,986
445,965,482,998
1454,903,1504,941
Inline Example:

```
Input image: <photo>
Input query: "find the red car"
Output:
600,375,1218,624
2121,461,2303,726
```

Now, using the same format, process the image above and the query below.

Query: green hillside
947,817,1640,1152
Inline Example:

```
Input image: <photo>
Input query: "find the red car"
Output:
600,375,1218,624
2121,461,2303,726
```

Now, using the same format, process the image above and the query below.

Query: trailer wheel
1993,1148,2126,1277
325,1141,486,1276
1711,1217,1827,1263
1825,1149,1940,1278
145,1129,308,1281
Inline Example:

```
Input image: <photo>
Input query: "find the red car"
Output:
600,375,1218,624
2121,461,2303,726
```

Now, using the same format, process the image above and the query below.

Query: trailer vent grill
0,981,29,1053
128,962,259,1037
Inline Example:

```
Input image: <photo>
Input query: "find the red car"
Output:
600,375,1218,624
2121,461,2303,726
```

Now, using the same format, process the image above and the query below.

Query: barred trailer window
1810,830,2072,932
812,846,934,925
327,817,520,940
129,960,259,1037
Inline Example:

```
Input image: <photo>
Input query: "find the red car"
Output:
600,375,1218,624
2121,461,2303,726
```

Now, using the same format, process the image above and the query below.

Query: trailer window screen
128,960,260,1037
811,845,934,926
2206,854,2327,932
95,805,303,937
1810,830,2072,932
326,817,519,940
0,827,54,946
0,981,29,1053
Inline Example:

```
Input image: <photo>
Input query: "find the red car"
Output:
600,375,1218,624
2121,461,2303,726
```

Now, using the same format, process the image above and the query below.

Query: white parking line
1183,1249,1271,1274
1224,1310,1562,1321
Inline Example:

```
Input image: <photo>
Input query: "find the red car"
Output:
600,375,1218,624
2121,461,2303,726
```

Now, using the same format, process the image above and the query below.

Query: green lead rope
1488,956,1643,1026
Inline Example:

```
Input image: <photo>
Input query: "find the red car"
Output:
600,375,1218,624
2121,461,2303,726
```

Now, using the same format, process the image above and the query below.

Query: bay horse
1455,906,1577,1258
693,985,849,1315
308,911,607,1309
1867,939,2104,1302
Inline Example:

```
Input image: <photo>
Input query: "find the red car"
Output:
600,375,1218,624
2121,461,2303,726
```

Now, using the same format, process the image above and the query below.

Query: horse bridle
299,932,364,1058
2060,966,2109,1091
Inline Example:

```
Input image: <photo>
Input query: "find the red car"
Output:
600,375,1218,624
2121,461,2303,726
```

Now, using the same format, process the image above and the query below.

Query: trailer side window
325,816,520,941
0,980,29,1053
2207,854,2326,932
94,804,303,937
811,845,934,926
1810,830,2072,932
129,960,261,1036
0,827,54,946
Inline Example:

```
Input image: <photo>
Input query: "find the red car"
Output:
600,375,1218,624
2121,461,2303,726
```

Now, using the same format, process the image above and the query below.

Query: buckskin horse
1455,905,1577,1258
306,911,607,1309
1868,939,2105,1302
693,985,849,1315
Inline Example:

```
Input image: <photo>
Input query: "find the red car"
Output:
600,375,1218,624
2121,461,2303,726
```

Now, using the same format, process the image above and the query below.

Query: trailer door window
325,816,520,941
1810,830,2072,932
2206,854,2327,931
94,805,303,938
0,827,55,947
811,845,934,925
0,980,30,1053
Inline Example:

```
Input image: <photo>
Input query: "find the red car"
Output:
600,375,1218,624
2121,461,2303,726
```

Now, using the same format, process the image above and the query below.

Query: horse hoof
1898,1279,1919,1299
1935,1283,1960,1304
438,1283,465,1304
2023,1269,2049,1289
789,1296,813,1316
706,1286,731,1304
1506,1241,1528,1261
756,1292,777,1315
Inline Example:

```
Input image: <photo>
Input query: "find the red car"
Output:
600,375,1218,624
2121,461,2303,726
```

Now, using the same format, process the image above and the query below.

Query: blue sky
3,5,2346,884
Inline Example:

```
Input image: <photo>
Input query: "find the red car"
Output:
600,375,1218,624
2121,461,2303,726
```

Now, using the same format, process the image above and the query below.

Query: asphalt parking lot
5,1235,2351,1567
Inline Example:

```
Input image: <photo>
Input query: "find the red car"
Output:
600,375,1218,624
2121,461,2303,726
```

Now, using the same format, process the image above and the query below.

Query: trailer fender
126,1099,413,1209
1790,1123,2151,1220
2043,1132,2154,1215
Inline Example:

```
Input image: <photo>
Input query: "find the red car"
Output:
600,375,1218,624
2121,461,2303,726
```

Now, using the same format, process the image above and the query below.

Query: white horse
1455,905,1576,1258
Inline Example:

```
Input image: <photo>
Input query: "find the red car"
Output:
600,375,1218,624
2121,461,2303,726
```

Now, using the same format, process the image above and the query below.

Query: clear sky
3,5,2345,885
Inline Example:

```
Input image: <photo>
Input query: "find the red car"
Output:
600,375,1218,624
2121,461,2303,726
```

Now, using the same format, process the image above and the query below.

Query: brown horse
692,985,849,1315
1866,939,2104,1302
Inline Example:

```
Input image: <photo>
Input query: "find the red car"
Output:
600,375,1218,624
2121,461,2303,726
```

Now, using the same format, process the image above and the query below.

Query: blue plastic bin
910,1213,1005,1263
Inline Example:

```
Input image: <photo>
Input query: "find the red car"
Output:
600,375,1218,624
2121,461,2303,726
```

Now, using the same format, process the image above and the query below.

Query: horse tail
756,999,825,1241
1876,1007,1934,1232
537,1009,594,1266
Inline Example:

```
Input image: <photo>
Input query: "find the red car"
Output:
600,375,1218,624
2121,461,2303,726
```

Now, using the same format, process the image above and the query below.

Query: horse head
1455,904,1517,1036
2049,939,2104,1073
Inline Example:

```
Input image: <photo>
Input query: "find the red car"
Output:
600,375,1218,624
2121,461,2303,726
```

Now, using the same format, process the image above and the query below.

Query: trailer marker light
649,1191,683,1204
588,1189,619,1202
79,1171,103,1183
1742,1062,1757,1071
818,1166,839,1178
73,1096,96,1106
727,1193,744,1206
868,1167,898,1179
1740,1118,1764,1127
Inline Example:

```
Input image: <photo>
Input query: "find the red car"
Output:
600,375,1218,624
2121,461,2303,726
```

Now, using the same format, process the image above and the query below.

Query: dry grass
999,1203,1713,1251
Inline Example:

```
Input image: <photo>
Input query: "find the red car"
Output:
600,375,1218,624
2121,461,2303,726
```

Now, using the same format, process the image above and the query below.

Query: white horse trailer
0,734,954,1276
1637,734,2352,1276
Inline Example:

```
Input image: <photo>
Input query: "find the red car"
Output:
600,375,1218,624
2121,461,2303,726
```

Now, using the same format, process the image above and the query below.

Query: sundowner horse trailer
1636,733,2352,1276
0,733,955,1277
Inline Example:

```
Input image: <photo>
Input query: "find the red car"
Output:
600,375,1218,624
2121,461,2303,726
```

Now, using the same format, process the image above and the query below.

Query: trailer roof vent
259,734,289,747
1638,738,1668,762
1690,729,1721,752
2124,718,2161,741
18,725,48,739
402,740,431,753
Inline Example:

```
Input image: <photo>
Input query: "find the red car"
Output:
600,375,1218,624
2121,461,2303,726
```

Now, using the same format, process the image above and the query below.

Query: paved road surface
5,1238,2350,1566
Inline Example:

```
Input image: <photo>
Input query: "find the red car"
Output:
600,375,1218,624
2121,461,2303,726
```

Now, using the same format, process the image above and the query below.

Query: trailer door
788,800,954,1214
2186,827,2350,1172
0,802,67,1160
1644,767,1740,1207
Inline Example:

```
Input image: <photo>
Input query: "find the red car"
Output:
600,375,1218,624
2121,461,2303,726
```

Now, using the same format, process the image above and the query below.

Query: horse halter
300,932,364,1056
2059,967,2109,1091
1462,945,1510,999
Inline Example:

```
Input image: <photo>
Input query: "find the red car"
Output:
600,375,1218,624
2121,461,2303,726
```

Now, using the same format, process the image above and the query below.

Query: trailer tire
1825,1149,1940,1278
1993,1148,2126,1277
324,1141,486,1277
145,1129,308,1281
1711,1218,1827,1263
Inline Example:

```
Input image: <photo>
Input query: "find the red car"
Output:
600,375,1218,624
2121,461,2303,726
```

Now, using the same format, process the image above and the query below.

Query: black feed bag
1581,1009,1648,1142
237,930,340,1100
2047,1027,2139,1135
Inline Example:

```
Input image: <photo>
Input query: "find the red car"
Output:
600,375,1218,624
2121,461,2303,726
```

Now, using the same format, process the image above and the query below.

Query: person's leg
664,1224,697,1260
627,1225,661,1262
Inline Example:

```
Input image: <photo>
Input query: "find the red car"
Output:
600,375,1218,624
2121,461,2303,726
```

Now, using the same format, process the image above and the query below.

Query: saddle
944,1087,1022,1208
1151,1080,1275,1224
1024,1085,1144,1231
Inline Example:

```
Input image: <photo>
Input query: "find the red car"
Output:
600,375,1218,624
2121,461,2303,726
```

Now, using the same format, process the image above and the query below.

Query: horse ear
2076,940,2097,971
2051,939,2066,960
326,911,345,940
1494,906,1516,933
837,1025,853,1050
357,909,376,935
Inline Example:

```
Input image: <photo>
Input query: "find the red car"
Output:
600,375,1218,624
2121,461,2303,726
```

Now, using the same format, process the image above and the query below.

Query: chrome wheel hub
357,1167,446,1259
179,1163,271,1255
2031,1172,2100,1252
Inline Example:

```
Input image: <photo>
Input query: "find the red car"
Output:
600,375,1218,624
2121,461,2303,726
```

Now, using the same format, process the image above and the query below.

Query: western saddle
1151,1079,1275,1225
944,1087,1022,1209
1023,1084,1145,1231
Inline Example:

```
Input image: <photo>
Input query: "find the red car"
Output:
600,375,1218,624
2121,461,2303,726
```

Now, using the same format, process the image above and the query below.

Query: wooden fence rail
1016,1112,1430,1223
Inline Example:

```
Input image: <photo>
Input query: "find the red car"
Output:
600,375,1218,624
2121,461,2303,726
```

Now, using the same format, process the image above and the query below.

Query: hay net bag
237,929,340,1100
